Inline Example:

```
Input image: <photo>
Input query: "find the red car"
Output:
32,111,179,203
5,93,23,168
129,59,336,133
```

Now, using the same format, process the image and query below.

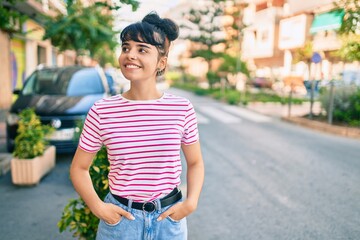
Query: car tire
6,138,14,153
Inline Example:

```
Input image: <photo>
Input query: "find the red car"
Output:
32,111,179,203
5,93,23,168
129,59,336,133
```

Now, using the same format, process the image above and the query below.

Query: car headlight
7,113,19,126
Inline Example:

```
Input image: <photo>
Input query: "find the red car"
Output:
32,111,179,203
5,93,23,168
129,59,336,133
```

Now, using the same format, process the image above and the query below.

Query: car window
21,67,105,96
66,68,105,96
22,69,60,95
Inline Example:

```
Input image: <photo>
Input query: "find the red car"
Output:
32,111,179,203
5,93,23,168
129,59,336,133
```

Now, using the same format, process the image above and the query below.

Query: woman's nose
127,50,137,60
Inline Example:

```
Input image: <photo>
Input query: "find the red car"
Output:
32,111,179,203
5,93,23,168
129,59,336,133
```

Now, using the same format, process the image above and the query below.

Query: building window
37,45,46,65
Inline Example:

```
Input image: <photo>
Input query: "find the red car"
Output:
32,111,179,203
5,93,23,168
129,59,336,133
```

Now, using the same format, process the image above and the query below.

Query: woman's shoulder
92,94,123,108
163,92,191,104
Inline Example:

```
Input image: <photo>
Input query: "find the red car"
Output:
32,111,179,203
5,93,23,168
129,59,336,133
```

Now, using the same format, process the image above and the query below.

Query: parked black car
6,66,117,153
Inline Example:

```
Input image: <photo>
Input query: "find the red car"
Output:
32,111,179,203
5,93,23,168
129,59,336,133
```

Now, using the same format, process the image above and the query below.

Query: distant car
6,66,117,153
250,77,273,88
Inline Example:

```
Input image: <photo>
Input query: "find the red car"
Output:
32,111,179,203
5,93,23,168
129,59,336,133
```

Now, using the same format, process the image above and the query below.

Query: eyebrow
122,42,152,49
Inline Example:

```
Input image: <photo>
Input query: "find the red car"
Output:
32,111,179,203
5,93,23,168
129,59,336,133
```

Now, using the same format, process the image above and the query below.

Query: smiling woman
70,12,204,240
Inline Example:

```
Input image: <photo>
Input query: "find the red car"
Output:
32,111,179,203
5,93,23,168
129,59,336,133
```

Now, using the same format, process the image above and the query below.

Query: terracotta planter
11,146,56,185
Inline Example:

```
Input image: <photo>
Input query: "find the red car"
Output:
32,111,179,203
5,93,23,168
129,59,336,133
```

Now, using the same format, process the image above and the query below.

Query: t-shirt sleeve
78,104,103,153
181,101,199,145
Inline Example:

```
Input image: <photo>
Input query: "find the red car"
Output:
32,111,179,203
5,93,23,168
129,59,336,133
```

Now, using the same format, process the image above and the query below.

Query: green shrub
13,108,54,159
165,71,182,83
58,147,109,240
206,71,220,88
225,90,241,105
212,91,223,100
172,83,304,105
319,85,360,126
244,91,301,104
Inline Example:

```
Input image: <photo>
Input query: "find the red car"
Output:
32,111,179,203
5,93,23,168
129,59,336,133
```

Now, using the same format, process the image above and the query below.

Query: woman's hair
120,12,179,59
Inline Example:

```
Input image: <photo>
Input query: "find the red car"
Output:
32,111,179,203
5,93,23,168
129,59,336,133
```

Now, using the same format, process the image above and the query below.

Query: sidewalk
245,101,360,140
246,101,322,118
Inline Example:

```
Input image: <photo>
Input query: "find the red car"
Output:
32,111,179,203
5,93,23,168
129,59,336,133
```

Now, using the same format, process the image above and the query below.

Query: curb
282,116,360,139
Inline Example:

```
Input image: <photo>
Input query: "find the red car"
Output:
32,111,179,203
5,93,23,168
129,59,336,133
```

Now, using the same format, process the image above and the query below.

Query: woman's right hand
95,202,135,224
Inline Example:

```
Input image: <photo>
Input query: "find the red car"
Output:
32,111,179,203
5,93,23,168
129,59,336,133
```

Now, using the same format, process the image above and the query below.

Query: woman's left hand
157,200,196,222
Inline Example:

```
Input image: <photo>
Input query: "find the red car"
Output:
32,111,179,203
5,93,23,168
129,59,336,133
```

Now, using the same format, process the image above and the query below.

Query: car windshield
22,68,105,96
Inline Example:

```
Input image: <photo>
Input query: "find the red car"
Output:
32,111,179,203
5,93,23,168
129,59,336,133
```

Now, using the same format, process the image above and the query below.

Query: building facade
239,0,359,91
0,0,77,109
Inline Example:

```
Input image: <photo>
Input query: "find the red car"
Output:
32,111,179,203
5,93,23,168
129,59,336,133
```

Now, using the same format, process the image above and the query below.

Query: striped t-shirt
78,92,199,202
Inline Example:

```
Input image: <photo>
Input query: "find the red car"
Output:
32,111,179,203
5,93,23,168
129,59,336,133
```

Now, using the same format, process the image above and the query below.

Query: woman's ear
158,56,167,70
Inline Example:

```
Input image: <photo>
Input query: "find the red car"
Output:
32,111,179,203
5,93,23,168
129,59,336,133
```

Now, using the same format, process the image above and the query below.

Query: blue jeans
96,192,187,240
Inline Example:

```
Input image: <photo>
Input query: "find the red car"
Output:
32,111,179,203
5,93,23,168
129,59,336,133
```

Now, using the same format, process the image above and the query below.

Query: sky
113,0,181,31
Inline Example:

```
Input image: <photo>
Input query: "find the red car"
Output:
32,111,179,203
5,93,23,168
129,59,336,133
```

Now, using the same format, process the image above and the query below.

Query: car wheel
6,138,14,153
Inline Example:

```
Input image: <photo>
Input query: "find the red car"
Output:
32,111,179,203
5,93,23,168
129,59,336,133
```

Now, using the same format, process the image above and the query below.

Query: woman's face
119,40,166,82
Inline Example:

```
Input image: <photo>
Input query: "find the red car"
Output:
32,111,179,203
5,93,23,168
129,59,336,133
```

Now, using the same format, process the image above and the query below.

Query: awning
310,10,344,34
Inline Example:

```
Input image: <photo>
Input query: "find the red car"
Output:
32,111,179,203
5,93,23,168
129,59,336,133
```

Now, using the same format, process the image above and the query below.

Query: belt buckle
142,201,156,213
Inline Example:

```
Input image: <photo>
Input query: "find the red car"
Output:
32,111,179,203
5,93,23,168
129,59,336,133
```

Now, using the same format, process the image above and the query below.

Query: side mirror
13,89,21,95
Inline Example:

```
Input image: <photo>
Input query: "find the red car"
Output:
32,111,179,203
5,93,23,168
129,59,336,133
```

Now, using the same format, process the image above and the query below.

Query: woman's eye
122,47,129,52
139,48,147,53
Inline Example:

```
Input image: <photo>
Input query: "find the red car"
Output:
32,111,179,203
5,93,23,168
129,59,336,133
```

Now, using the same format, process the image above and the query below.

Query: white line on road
196,112,210,124
223,106,272,123
197,106,241,123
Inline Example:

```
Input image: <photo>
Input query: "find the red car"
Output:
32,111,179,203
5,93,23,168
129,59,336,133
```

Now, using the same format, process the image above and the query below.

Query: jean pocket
103,216,123,227
166,216,181,224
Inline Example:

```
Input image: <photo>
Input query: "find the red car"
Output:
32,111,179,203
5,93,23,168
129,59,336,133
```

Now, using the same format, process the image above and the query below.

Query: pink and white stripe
78,93,199,202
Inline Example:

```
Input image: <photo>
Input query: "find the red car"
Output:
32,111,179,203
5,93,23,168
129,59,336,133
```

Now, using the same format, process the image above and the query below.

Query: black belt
111,188,182,213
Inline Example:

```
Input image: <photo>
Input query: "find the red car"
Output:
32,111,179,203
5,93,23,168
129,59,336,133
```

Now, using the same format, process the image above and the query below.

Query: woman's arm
157,141,204,221
70,147,135,223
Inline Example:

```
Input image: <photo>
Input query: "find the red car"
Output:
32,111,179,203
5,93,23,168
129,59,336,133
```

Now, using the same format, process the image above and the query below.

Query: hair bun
142,12,179,41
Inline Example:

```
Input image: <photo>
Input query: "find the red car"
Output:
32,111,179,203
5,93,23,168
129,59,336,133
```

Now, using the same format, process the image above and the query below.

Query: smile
125,64,141,69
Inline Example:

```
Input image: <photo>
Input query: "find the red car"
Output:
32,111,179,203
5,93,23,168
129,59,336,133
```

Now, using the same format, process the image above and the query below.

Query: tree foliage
336,34,360,61
42,0,139,62
183,1,226,70
292,41,313,64
182,1,249,88
0,0,27,33
218,54,249,77
335,0,360,34
334,0,360,61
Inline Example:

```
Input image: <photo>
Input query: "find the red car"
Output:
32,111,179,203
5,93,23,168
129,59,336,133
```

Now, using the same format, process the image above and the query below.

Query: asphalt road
0,88,359,240
173,88,360,240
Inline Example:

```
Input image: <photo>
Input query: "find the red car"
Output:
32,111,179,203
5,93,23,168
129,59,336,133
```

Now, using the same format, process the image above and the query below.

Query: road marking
197,106,241,123
273,193,297,209
223,106,272,123
196,112,210,124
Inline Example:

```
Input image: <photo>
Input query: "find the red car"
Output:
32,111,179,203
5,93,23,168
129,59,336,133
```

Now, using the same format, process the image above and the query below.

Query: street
1,88,360,240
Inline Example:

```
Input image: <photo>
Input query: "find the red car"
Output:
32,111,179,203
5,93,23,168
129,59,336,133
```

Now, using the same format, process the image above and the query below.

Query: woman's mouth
125,64,141,69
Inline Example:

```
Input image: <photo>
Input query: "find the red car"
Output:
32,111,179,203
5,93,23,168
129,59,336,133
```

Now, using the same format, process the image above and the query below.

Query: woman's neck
123,85,162,101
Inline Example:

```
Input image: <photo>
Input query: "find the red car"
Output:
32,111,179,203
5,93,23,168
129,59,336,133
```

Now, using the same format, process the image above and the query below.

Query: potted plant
11,108,55,185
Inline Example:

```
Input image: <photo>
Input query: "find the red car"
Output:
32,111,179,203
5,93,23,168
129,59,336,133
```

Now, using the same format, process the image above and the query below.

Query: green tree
218,54,249,77
0,0,27,33
334,0,360,61
42,0,139,65
183,0,226,87
220,2,249,88
292,40,313,67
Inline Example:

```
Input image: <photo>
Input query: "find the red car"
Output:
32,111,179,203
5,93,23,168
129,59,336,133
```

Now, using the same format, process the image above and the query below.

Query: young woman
70,12,204,240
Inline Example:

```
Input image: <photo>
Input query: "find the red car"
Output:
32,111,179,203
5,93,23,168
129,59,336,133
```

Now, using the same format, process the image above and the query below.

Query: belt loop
155,199,162,212
127,199,133,210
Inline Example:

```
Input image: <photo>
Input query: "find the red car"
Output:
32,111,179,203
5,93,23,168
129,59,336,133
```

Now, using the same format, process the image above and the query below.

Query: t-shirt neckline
120,92,166,103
